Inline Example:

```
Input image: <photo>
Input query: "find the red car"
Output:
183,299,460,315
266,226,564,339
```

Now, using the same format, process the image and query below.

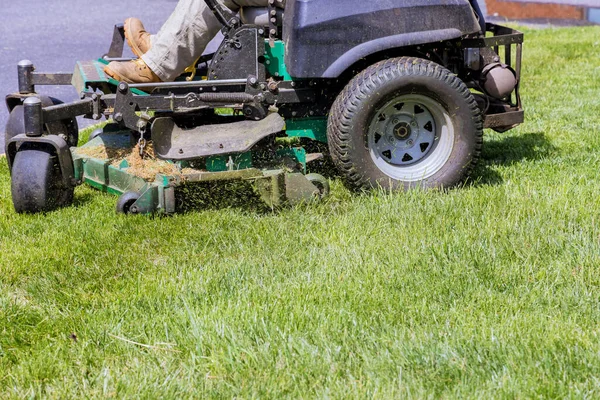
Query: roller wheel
116,191,141,214
11,145,74,213
87,128,104,143
327,57,483,191
306,173,330,200
5,96,79,148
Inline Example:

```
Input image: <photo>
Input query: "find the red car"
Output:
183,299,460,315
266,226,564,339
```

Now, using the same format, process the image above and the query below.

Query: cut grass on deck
1,26,600,398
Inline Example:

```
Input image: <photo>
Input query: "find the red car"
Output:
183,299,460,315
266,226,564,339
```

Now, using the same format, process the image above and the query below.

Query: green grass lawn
1,26,600,398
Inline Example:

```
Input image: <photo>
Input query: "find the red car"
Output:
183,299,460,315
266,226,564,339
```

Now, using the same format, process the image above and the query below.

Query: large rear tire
327,57,483,191
11,146,74,213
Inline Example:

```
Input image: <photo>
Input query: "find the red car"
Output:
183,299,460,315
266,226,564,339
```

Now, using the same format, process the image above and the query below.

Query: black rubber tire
327,57,483,191
11,146,74,213
4,96,79,148
116,191,141,214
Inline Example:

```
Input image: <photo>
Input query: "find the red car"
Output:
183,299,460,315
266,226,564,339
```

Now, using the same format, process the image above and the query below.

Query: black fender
283,0,482,78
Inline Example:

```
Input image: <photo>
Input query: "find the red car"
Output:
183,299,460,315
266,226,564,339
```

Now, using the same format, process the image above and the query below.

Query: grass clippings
78,142,189,181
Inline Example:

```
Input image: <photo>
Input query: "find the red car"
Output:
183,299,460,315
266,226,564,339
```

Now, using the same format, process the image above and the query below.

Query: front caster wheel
306,173,330,200
116,191,141,214
327,57,483,191
11,146,74,213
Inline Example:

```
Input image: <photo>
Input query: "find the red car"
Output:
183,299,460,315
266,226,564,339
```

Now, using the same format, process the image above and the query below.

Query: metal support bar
18,60,35,94
24,97,43,137
484,110,524,129
129,78,247,90
31,73,74,86
459,24,523,48
42,99,95,123
103,23,125,59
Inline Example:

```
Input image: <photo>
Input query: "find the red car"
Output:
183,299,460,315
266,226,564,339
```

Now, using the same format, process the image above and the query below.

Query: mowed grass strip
1,26,600,398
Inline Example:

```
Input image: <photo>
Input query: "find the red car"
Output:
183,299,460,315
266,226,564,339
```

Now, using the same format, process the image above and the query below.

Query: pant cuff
141,54,172,82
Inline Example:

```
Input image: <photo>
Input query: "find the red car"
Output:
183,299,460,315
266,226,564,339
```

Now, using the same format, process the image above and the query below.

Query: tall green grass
1,26,600,398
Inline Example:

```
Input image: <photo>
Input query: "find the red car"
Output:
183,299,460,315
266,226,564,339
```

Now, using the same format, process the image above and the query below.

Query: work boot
104,59,162,84
124,17,151,57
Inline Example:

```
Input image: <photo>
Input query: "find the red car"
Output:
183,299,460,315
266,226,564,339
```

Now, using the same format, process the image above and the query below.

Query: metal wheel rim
367,94,454,182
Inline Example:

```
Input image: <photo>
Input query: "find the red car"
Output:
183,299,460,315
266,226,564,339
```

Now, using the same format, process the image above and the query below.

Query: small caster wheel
88,128,103,142
306,173,330,200
116,191,141,214
11,145,74,213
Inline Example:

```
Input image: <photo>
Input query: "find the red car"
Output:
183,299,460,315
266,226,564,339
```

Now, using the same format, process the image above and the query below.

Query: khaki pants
142,0,285,81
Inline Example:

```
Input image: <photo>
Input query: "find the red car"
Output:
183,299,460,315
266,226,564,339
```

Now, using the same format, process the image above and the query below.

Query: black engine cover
283,0,482,79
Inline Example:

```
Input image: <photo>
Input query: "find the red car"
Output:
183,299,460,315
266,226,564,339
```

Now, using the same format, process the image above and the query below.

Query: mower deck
72,129,323,214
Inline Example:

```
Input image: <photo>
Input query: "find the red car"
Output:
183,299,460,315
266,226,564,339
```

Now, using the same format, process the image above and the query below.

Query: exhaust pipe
481,63,517,99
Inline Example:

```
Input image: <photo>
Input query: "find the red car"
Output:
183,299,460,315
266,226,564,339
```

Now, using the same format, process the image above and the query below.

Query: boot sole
103,65,126,83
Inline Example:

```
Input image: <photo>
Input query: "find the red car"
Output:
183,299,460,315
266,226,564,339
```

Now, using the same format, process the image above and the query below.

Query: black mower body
284,0,483,78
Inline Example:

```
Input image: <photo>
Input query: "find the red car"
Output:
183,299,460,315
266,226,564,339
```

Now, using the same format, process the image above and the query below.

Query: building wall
486,0,586,19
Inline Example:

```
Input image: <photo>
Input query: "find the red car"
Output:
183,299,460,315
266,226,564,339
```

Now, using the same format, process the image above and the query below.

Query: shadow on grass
72,192,97,208
470,131,556,186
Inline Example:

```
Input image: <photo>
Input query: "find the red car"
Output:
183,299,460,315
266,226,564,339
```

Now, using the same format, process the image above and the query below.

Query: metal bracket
113,82,142,131
6,134,76,188
103,24,125,59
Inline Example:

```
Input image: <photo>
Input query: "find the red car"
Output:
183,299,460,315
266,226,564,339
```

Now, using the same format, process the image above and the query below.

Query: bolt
411,122,417,127
114,113,123,122
118,83,128,92
91,93,98,101
258,29,264,35
249,76,258,86
407,139,414,146
392,119,400,125
130,205,139,214
92,113,100,120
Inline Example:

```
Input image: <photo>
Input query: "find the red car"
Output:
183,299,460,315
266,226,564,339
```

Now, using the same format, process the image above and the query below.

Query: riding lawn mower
4,0,524,214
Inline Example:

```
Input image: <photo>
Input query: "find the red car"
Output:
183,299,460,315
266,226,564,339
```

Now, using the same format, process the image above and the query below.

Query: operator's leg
106,0,284,83
143,0,283,82
141,0,227,82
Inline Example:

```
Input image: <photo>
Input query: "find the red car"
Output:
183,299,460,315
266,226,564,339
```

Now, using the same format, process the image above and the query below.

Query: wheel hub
393,121,411,139
371,99,437,166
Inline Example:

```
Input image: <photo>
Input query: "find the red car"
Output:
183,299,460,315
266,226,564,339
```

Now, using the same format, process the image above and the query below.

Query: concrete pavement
0,0,179,149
